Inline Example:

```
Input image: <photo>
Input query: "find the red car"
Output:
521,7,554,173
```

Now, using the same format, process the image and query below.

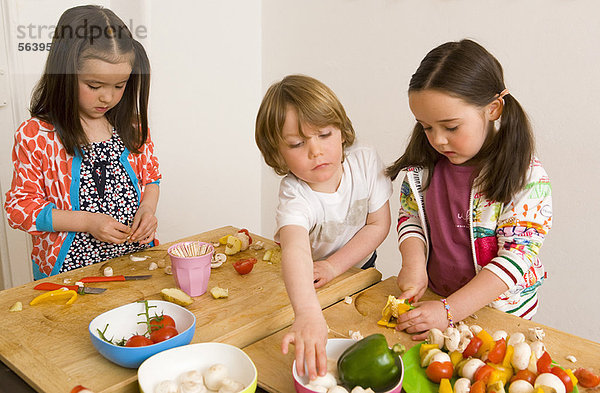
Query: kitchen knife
33,282,106,294
79,275,152,283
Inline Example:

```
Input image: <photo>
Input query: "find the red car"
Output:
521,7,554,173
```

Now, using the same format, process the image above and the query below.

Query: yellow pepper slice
565,368,578,388
30,288,78,305
502,345,514,369
438,378,452,393
475,329,495,357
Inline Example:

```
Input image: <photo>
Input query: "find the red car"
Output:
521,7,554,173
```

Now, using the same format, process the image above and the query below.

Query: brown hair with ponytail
386,39,534,204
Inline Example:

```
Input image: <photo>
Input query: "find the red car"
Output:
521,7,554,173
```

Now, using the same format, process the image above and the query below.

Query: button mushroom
507,332,526,346
508,379,534,393
459,358,486,382
534,373,566,393
492,330,509,341
453,378,471,393
511,342,532,371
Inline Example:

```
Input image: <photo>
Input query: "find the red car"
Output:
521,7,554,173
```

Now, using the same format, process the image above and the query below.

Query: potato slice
160,288,193,306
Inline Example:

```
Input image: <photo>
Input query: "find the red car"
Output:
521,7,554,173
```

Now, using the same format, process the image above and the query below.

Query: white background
0,0,598,343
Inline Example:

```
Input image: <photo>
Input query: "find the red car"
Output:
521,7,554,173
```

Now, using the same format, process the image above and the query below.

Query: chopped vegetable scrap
9,301,23,312
160,288,194,307
210,286,229,299
262,247,281,263
377,295,413,328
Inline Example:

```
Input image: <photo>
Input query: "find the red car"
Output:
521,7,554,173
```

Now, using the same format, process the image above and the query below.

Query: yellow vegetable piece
488,364,513,387
449,350,463,368
502,345,514,369
210,286,229,299
378,295,411,328
219,235,230,245
439,378,452,393
225,236,242,255
486,380,505,393
160,288,194,306
9,301,23,312
30,288,77,305
475,329,495,358
565,369,578,387
420,343,440,359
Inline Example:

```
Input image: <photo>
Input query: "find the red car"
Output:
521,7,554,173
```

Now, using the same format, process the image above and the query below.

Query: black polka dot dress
60,132,150,272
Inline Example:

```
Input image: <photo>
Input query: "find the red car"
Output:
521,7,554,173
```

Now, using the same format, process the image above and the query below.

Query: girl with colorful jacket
4,5,160,279
386,39,552,340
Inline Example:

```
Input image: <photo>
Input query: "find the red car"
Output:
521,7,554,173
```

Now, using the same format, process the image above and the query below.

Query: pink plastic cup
168,242,214,297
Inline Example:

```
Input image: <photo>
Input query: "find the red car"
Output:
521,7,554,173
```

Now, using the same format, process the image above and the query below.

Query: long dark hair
386,39,534,204
30,5,150,155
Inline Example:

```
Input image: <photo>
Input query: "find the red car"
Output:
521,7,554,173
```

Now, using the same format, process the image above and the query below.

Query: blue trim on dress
120,148,141,203
33,259,47,280
35,203,56,232
49,152,83,276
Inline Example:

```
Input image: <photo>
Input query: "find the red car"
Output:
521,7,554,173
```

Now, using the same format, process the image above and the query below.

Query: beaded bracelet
440,298,455,328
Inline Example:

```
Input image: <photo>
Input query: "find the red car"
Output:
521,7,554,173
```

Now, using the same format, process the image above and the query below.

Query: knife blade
33,282,106,294
79,275,152,283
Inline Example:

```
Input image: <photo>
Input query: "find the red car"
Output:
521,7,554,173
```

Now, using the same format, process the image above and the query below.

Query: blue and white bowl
89,300,196,368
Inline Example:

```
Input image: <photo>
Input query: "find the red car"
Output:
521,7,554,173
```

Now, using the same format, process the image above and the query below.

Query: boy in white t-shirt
255,74,393,381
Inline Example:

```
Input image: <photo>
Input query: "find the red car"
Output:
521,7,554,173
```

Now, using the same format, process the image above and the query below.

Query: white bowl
89,300,196,368
138,342,258,393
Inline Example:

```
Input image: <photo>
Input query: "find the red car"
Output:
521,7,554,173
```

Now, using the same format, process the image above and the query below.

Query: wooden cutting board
245,277,600,393
0,226,382,393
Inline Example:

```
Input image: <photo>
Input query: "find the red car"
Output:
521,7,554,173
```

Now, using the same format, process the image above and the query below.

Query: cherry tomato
551,366,574,393
150,326,179,343
149,314,176,331
470,380,486,393
537,351,552,374
474,364,494,384
425,361,454,383
233,258,257,275
463,336,483,358
510,369,537,385
487,338,506,364
574,367,600,388
125,334,154,347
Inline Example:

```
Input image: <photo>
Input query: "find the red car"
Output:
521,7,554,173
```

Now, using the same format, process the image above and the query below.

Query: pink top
425,157,476,297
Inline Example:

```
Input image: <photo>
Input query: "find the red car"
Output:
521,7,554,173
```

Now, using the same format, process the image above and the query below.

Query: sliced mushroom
527,327,545,341
443,327,461,352
427,328,445,349
530,340,546,359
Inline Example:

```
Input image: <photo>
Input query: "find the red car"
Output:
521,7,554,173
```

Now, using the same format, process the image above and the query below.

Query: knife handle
34,282,78,291
80,275,126,283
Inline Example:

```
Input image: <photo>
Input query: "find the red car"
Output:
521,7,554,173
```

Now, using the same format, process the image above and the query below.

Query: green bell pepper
337,334,402,392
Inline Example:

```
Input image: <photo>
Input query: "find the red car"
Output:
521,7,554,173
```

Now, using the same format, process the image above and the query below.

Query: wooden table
0,226,382,393
245,277,600,393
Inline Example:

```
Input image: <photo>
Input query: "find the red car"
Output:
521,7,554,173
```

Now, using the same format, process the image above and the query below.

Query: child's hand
396,264,428,302
394,300,448,341
281,311,328,381
312,259,337,288
87,213,131,244
128,205,157,244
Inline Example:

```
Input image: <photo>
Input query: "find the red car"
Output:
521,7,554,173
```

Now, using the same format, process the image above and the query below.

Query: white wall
261,0,600,343
145,1,263,241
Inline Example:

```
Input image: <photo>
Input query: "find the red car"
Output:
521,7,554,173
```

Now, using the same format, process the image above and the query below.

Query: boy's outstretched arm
279,225,329,380
313,201,391,288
